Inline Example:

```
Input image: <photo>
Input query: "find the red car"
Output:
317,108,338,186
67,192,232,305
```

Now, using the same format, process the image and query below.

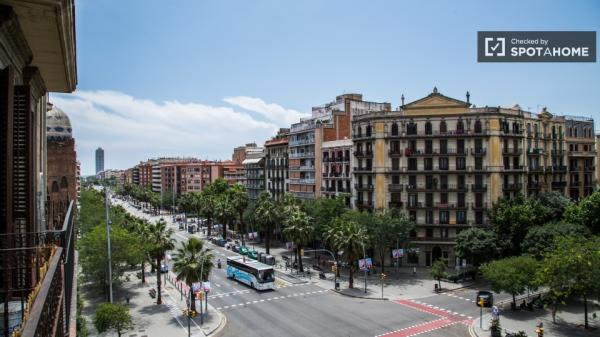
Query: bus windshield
258,269,274,283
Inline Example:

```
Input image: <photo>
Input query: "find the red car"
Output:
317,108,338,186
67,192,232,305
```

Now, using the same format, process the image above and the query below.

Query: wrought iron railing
1,200,76,337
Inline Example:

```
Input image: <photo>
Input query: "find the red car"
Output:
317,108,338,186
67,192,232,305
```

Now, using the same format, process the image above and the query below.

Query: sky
51,0,600,176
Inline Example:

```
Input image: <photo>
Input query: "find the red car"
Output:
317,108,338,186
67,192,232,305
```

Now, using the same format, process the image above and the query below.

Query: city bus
226,256,275,291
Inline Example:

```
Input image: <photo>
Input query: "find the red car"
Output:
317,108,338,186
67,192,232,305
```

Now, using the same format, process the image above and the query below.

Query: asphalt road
112,197,480,337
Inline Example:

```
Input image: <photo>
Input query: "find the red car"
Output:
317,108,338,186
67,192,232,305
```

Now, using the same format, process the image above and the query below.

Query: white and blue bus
226,256,275,290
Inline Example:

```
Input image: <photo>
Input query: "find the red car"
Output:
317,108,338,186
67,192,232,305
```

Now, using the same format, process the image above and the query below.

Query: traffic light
197,291,203,300
478,298,485,307
535,327,544,337
331,265,337,273
183,309,197,317
380,273,387,280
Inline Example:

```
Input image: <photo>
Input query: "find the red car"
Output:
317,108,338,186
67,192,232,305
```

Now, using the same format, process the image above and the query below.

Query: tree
148,219,175,305
283,207,314,272
93,303,133,337
255,192,280,254
364,209,415,273
172,237,213,312
130,218,152,284
481,256,539,308
564,190,600,234
534,191,571,223
430,259,447,290
215,193,235,240
522,221,590,259
229,184,249,246
79,225,143,298
489,194,548,256
455,228,497,267
537,235,600,329
303,196,348,241
324,216,368,289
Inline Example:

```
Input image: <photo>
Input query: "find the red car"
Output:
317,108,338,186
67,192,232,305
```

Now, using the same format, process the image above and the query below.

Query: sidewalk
80,269,225,337
471,298,600,337
217,236,478,300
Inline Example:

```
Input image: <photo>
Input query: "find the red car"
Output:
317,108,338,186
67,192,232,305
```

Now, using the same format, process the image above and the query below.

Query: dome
46,103,72,141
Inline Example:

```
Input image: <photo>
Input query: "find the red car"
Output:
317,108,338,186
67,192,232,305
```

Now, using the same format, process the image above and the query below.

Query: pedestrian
125,293,130,305
413,266,417,276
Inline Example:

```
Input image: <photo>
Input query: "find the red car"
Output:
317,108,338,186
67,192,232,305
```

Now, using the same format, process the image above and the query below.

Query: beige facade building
352,88,595,267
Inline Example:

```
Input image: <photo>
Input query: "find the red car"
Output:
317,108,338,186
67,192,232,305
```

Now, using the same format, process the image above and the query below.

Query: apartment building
222,160,245,186
565,117,596,200
243,147,266,200
321,139,353,206
352,88,595,267
288,94,390,200
265,129,289,201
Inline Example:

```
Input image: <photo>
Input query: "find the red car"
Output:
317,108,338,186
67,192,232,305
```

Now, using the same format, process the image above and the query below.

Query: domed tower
46,102,77,230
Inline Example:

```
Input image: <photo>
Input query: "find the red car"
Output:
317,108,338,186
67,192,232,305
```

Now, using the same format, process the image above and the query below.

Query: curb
205,309,227,336
436,282,478,294
331,289,389,301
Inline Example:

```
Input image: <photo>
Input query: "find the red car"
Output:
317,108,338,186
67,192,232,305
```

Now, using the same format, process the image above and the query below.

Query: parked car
216,238,227,247
239,246,249,256
160,264,169,273
232,245,241,253
247,250,258,260
476,290,494,307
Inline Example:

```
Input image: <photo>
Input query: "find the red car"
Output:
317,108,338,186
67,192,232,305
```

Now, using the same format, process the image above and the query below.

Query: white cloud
50,90,298,176
223,96,309,126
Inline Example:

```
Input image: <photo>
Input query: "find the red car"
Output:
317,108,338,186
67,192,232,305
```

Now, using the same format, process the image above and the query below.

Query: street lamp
362,241,367,294
105,186,113,303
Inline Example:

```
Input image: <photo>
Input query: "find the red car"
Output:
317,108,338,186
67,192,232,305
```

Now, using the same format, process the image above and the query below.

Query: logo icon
484,37,505,57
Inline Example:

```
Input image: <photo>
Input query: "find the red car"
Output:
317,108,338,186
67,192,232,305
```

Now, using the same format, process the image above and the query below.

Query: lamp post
303,249,340,290
362,241,367,294
105,187,113,303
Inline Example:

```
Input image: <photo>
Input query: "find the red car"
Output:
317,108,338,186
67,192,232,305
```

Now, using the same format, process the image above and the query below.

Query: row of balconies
323,156,351,162
386,129,490,138
321,186,352,193
403,202,489,210
289,178,316,184
289,152,315,158
354,150,373,158
289,165,315,172
323,172,351,178
289,138,315,146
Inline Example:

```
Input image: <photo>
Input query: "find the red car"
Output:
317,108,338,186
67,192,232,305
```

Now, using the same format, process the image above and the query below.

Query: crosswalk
442,292,477,304
215,289,328,311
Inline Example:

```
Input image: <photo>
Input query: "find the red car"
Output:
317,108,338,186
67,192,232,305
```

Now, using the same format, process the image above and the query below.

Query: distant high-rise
95,147,105,174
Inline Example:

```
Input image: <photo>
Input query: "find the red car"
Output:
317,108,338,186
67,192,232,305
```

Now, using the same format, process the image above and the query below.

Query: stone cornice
23,66,46,100
0,5,33,72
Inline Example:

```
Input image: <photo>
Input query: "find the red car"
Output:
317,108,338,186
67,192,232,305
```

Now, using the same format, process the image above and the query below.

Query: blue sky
54,0,600,175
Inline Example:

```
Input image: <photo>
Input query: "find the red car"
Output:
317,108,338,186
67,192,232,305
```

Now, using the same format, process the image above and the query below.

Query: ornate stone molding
0,5,33,73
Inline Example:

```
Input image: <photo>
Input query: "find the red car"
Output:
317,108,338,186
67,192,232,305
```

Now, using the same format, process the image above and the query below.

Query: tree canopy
455,228,498,267
481,255,539,307
93,303,133,337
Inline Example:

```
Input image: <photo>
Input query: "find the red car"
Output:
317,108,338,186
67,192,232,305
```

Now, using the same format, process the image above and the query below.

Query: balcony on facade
289,165,315,172
470,148,487,156
568,150,596,157
388,148,403,157
389,201,403,208
547,165,567,172
503,183,523,191
353,132,374,140
356,200,374,210
324,156,350,163
471,202,489,210
502,148,523,155
353,150,373,158
386,129,490,139
289,152,315,159
528,166,545,173
289,178,316,184
353,166,373,173
471,183,488,192
354,184,374,191
388,184,403,192
2,201,77,337
527,148,545,155
503,165,525,172
528,181,542,189
289,138,315,146
551,149,565,156
552,181,568,188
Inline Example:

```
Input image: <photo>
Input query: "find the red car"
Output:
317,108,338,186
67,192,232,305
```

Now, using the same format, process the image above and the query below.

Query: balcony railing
502,148,523,155
289,152,315,158
388,149,403,156
552,181,567,188
389,201,403,208
503,183,523,190
3,200,77,337
388,184,403,192
354,184,374,191
471,148,486,156
471,184,488,191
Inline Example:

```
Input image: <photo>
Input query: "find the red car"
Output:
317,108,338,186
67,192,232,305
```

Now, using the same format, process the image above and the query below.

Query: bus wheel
251,282,254,288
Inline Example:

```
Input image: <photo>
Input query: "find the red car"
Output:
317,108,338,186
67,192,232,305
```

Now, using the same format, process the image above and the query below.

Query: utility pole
105,187,113,303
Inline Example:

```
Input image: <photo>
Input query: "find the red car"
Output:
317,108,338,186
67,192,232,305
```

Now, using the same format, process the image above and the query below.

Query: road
111,196,495,337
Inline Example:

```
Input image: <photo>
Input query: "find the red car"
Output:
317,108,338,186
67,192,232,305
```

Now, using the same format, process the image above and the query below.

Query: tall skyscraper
95,147,105,174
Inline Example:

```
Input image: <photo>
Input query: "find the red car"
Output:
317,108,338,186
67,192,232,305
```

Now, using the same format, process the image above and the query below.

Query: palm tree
132,218,151,284
198,190,215,237
215,193,235,240
229,184,249,246
255,192,279,254
172,237,213,312
148,219,175,304
177,192,193,227
324,217,367,289
283,207,314,272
